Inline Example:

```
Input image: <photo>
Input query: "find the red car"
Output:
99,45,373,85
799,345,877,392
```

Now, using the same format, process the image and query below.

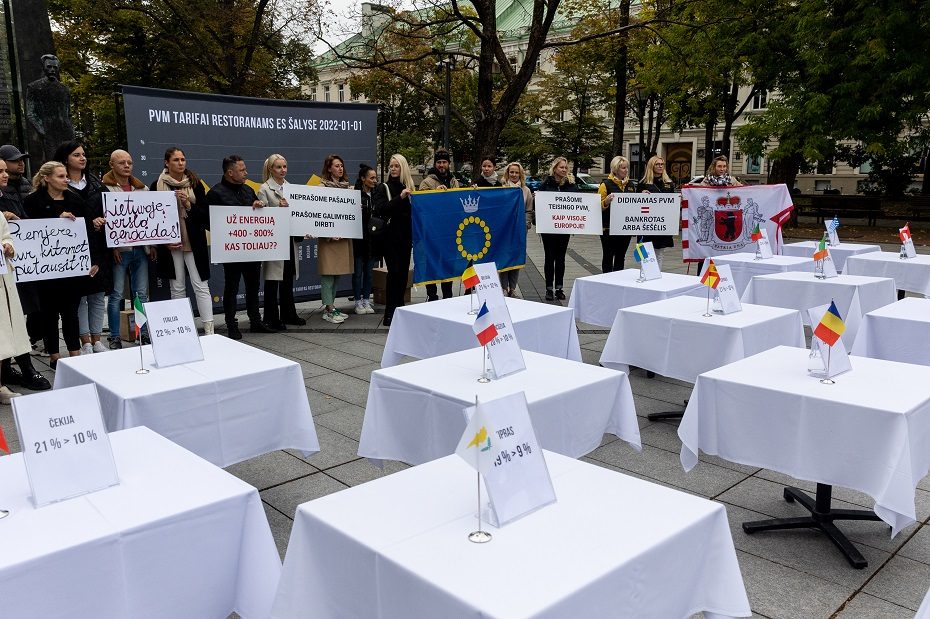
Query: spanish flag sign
410,187,525,286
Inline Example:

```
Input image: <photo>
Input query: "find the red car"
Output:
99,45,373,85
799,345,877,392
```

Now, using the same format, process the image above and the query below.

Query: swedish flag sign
411,187,525,285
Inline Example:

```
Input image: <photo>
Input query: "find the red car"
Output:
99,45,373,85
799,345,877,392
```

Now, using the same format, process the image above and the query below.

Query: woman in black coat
53,140,109,353
23,161,101,368
151,147,214,334
474,157,503,187
371,154,414,326
538,156,577,300
638,155,676,267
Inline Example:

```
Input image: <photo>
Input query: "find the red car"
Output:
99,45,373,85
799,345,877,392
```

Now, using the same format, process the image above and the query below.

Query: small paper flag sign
633,242,649,263
472,302,498,346
700,259,720,289
813,300,846,347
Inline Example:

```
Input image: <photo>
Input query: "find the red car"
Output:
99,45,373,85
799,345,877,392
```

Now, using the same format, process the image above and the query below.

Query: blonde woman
372,154,414,325
639,155,676,266
598,155,637,272
501,162,534,297
538,157,577,300
258,154,303,329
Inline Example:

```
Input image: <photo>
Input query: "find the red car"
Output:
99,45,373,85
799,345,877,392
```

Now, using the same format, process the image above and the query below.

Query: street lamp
633,84,648,179
434,53,456,152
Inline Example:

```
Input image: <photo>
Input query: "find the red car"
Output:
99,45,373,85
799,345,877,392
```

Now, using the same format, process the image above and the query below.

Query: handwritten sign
102,191,181,248
284,183,363,238
534,191,601,235
13,384,119,507
144,298,204,368
610,193,681,235
209,205,290,263
8,218,90,282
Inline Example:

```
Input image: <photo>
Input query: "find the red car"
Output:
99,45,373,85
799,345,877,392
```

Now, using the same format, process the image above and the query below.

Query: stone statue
25,54,74,163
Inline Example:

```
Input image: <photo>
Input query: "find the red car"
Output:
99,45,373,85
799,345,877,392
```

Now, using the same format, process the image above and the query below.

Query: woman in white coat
0,159,33,403
258,154,303,329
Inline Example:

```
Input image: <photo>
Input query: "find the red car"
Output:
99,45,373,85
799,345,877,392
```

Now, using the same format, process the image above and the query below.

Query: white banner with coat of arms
681,184,794,262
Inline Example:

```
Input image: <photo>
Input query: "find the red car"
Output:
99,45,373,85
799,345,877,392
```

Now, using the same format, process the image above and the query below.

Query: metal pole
443,57,451,152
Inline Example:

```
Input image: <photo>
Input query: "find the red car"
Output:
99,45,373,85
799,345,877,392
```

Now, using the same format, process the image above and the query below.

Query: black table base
742,483,882,569
647,399,688,422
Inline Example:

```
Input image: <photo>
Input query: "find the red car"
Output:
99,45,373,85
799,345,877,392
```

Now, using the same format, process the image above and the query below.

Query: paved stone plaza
2,229,927,618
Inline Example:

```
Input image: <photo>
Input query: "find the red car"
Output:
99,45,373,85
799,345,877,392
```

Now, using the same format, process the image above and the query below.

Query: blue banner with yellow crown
411,187,526,286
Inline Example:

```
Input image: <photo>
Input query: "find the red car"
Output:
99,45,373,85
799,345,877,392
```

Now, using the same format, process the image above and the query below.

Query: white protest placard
284,183,363,239
757,228,774,259
8,218,90,282
634,241,661,281
534,191,601,235
102,191,181,248
143,298,204,368
713,264,742,314
609,193,681,236
473,262,525,378
209,205,290,263
807,304,852,378
13,384,119,507
464,392,556,527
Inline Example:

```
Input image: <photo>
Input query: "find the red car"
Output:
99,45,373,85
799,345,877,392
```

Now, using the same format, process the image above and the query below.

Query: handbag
369,184,391,236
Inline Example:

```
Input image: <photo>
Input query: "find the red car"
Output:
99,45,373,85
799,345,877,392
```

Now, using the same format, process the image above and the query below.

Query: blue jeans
108,247,149,338
352,256,377,300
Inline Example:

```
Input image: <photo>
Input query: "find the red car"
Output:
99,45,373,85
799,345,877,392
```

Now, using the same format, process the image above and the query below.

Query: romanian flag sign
411,187,525,286
701,259,720,289
813,235,829,261
813,301,846,346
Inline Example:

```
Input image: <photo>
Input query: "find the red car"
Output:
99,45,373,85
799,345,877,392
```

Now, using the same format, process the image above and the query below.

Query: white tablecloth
741,272,897,346
568,268,703,327
709,252,815,296
851,298,930,365
271,451,751,619
0,426,281,619
600,296,805,381
53,334,319,467
679,346,930,536
382,296,582,367
916,585,930,618
359,349,640,465
844,251,930,296
781,241,881,272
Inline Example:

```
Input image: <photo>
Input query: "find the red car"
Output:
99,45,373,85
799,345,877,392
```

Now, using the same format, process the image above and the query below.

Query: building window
558,110,565,122
309,87,317,102
324,85,330,102
752,90,768,110
859,158,873,174
746,155,762,174
508,56,518,73
338,84,345,102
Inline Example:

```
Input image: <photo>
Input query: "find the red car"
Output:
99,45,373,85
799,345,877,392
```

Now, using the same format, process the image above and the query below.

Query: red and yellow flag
701,259,720,289
461,262,480,289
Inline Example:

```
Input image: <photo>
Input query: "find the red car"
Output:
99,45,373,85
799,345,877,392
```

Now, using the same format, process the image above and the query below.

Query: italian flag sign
133,295,147,338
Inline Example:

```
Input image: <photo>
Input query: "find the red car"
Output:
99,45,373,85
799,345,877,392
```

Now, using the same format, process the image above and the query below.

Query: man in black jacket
208,155,274,339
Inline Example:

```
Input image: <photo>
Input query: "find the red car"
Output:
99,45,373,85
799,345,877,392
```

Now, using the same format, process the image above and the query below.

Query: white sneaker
355,300,366,315
322,310,339,324
81,342,93,355
0,385,21,404
362,299,375,314
331,308,347,323
92,341,108,353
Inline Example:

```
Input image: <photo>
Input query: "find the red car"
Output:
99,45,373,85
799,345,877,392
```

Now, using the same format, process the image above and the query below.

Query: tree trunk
650,99,664,155
573,94,588,175
767,151,802,189
703,111,717,175
611,0,631,156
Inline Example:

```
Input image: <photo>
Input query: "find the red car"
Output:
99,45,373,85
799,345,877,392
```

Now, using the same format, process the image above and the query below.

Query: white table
0,426,281,619
359,349,640,465
568,268,703,327
741,272,897,346
916,585,930,619
781,241,880,272
600,296,805,381
271,451,751,619
709,252,815,296
851,298,930,365
53,334,319,467
844,251,930,297
679,346,930,566
382,296,582,367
